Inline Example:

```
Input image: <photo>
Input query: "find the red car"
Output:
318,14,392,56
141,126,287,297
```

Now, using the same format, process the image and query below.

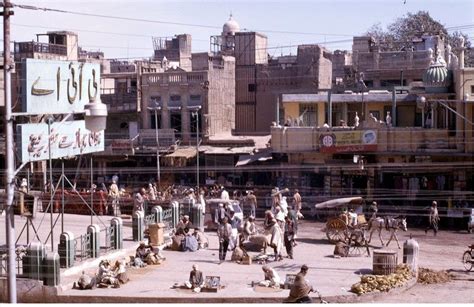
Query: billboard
16,120,104,163
21,59,101,115
319,130,377,153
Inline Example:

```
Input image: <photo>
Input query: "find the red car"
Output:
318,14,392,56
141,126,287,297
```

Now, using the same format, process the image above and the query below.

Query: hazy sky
3,0,474,59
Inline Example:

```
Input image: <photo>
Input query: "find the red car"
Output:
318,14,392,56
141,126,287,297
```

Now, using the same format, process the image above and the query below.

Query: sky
2,0,474,60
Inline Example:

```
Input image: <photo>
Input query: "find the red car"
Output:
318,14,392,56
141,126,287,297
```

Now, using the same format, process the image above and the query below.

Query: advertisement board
16,120,104,163
319,130,377,153
21,59,101,115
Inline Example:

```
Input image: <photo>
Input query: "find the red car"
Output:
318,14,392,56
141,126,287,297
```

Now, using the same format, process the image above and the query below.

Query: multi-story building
271,43,473,223
212,15,332,134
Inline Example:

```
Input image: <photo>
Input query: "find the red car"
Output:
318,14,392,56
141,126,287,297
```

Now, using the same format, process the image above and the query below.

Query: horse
367,216,407,249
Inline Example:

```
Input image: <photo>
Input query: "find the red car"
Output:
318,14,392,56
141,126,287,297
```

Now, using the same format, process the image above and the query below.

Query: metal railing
74,233,92,262
0,246,28,277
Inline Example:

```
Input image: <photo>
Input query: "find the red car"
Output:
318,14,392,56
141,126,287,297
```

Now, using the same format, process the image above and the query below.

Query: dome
423,57,452,93
222,14,240,35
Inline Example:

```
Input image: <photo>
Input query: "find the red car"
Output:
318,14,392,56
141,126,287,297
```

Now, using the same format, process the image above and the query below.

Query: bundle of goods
351,264,413,295
417,268,453,284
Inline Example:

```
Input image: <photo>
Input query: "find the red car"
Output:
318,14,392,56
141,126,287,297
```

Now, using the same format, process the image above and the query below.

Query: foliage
365,11,472,67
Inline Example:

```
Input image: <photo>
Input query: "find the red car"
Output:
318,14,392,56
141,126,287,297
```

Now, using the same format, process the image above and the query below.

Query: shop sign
319,130,377,153
16,120,104,163
21,59,101,115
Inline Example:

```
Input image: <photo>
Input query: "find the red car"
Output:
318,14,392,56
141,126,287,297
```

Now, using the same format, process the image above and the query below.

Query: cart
315,197,370,256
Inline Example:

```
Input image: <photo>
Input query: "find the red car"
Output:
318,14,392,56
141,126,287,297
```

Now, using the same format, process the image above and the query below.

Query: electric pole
3,0,17,303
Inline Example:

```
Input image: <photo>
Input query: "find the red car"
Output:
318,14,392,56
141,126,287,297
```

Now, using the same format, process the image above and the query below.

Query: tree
365,11,472,67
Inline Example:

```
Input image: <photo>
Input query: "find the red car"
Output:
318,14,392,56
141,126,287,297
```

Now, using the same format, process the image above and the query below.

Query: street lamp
147,100,162,186
190,106,202,191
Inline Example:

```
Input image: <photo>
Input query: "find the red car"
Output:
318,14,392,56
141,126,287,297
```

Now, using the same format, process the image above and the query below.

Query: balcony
143,72,207,86
101,93,137,113
271,126,462,154
14,41,67,59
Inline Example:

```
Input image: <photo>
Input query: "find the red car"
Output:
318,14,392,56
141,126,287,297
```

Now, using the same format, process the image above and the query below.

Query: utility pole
3,0,17,302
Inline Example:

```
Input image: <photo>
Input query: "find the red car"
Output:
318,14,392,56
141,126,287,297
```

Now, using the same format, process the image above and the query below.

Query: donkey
367,216,407,249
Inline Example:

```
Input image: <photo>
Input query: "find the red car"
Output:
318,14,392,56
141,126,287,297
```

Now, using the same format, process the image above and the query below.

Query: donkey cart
315,197,370,257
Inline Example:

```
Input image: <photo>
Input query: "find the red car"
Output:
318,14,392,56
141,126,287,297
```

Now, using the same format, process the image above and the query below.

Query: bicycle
462,244,474,272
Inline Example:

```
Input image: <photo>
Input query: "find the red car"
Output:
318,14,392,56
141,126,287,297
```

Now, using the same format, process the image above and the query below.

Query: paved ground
1,211,474,303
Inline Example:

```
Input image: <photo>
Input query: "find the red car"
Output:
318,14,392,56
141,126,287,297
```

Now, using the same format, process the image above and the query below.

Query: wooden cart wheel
326,218,348,243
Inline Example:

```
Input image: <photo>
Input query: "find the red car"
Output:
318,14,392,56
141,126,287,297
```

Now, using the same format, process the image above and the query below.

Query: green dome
423,59,452,93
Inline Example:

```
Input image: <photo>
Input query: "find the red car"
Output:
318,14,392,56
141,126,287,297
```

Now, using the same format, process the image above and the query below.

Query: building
212,15,332,134
270,42,473,223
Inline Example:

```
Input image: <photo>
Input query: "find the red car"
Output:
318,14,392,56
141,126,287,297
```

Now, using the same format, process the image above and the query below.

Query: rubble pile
351,264,413,295
417,268,453,284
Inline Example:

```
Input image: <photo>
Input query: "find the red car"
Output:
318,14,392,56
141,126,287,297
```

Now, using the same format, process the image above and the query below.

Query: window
248,84,256,92
150,114,162,129
471,85,474,95
170,95,181,102
298,104,317,127
190,95,201,101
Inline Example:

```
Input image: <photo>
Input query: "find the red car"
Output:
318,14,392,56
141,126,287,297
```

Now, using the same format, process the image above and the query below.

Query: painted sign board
16,120,104,163
21,59,100,115
319,130,377,153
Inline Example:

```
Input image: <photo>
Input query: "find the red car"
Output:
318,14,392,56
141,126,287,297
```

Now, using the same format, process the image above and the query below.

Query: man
133,188,146,216
228,209,242,250
185,264,204,293
369,201,378,221
215,203,227,225
217,217,232,263
426,201,440,236
284,265,314,303
265,211,284,261
147,183,157,201
246,190,257,218
74,271,96,290
284,215,295,259
259,265,281,288
220,186,230,201
293,189,304,219
109,179,120,216
193,228,209,249
176,215,192,234
242,216,257,242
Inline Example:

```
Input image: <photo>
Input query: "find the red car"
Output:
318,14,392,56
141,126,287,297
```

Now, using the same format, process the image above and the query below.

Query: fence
74,233,92,262
0,246,28,277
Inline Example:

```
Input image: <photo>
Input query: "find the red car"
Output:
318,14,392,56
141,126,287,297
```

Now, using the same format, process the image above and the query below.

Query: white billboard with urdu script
16,120,104,163
21,58,101,114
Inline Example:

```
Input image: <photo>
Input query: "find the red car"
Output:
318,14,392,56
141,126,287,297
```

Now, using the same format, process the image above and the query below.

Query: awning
235,150,273,167
315,197,363,209
165,147,197,159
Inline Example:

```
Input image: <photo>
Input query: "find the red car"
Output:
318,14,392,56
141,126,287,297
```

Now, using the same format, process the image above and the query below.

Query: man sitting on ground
185,264,205,293
259,265,282,288
193,228,209,249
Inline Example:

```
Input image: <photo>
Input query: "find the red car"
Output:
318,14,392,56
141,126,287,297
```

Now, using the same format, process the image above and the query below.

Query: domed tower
221,14,240,53
423,51,452,93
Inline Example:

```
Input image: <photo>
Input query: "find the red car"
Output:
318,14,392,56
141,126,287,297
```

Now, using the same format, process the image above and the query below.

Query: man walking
284,215,295,259
217,217,232,263
247,190,257,218
293,189,304,219
425,201,440,236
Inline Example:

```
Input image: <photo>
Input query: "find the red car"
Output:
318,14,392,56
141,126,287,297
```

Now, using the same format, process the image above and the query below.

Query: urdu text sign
21,59,100,115
16,120,104,163
319,130,377,153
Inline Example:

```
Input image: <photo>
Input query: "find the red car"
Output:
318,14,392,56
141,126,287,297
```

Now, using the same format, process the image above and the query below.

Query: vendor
184,264,205,293
259,265,281,288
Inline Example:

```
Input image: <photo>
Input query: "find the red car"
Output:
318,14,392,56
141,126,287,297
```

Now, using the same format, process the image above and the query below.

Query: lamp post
147,100,162,185
190,106,201,191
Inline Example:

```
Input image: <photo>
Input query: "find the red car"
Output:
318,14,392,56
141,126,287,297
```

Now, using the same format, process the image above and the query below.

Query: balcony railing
144,72,206,86
14,41,67,57
101,93,137,113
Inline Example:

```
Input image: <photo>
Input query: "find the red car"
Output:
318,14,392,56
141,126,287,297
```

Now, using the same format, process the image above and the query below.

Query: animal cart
315,197,370,256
